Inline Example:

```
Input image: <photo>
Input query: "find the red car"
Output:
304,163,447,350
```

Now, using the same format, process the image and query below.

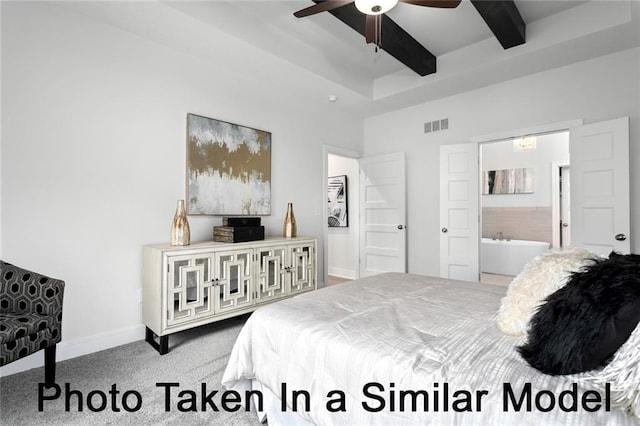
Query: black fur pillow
518,252,640,375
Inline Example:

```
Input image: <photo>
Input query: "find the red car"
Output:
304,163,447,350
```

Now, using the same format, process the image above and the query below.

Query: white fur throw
496,247,599,336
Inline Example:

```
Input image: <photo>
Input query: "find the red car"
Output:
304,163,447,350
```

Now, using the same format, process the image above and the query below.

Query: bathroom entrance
479,130,570,285
440,117,630,284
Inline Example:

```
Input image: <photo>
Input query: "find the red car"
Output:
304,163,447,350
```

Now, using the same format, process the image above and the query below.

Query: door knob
397,225,404,230
441,227,448,233
562,223,569,227
615,233,627,241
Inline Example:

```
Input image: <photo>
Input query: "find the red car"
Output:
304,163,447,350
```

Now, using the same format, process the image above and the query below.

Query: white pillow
496,247,600,336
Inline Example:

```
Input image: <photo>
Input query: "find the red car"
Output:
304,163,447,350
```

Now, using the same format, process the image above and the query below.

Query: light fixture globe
355,0,398,15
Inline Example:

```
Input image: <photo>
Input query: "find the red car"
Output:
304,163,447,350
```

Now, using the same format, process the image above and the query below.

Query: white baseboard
328,267,356,280
0,324,146,378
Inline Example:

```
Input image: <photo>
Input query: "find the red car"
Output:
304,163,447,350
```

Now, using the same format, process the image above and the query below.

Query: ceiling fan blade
317,1,436,75
293,1,354,18
398,0,461,8
365,15,376,44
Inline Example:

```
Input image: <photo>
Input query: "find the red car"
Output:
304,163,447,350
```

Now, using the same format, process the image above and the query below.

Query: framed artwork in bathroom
328,175,348,227
482,168,534,195
186,113,271,215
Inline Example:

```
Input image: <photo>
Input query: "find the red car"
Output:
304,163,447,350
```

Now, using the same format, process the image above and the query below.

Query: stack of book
213,217,265,243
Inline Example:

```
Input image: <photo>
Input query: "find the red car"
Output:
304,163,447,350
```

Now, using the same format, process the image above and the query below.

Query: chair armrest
0,261,65,319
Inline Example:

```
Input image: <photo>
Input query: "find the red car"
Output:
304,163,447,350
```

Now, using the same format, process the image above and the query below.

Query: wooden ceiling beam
313,1,437,76
470,0,525,49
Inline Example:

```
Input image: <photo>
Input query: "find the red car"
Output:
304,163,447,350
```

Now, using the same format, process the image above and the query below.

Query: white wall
364,47,640,277
327,154,359,279
0,2,362,373
481,132,569,208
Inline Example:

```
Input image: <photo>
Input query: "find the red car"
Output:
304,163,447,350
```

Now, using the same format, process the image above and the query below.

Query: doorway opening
479,130,570,286
323,147,360,287
440,117,629,283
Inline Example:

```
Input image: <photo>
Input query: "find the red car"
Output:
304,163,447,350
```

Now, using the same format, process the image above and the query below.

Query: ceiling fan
294,0,461,46
292,0,524,77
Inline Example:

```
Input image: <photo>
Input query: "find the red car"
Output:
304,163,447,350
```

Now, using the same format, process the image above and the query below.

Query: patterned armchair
0,261,65,385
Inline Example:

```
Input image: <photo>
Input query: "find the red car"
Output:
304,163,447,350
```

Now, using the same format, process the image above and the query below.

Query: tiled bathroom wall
482,207,552,244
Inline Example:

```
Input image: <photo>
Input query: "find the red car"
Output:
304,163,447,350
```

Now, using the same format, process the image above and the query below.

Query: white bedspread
222,273,636,425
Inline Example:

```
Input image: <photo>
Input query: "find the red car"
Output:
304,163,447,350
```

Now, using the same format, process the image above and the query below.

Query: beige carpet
0,315,261,425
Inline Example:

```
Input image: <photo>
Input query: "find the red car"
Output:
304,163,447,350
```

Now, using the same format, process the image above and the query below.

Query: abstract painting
483,168,534,195
328,175,348,227
187,113,271,215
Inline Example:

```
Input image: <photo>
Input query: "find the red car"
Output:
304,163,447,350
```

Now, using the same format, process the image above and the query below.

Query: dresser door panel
215,249,254,313
289,243,315,294
166,254,215,327
256,246,288,302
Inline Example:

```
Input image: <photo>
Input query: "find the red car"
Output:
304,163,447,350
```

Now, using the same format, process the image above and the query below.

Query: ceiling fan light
355,0,398,15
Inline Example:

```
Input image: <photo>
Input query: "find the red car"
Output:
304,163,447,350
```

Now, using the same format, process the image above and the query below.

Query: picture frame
186,113,271,215
482,168,534,195
328,175,348,227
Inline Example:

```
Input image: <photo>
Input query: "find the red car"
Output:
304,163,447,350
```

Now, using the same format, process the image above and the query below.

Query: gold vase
283,202,297,238
170,200,191,246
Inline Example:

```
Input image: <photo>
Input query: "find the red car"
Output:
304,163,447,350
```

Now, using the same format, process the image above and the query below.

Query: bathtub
481,238,550,276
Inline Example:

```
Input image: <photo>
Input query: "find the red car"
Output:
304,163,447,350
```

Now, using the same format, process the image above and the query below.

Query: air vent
424,118,449,134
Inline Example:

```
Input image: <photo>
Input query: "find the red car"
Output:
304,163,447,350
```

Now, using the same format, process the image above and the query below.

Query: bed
222,272,639,425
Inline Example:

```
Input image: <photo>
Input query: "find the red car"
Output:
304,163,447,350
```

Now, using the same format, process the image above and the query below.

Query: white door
439,143,479,281
570,117,630,255
359,152,406,277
